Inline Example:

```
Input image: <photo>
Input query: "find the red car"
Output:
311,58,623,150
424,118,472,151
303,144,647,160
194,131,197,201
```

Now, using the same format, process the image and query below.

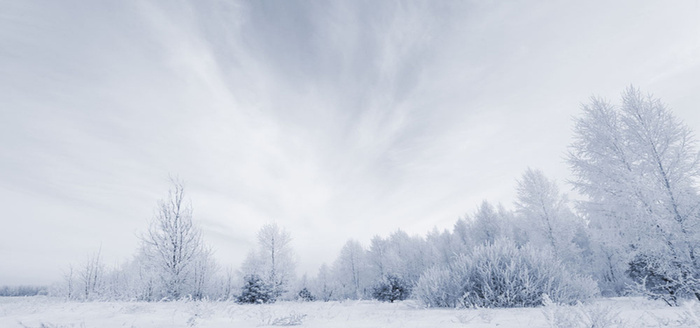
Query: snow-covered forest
12,88,696,314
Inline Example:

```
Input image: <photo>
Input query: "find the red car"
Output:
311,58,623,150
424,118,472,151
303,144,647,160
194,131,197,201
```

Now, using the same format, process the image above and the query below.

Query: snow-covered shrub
417,240,598,308
458,240,598,307
237,274,275,304
270,312,307,326
297,288,315,302
627,254,698,306
415,267,462,308
371,274,411,302
542,295,623,328
184,299,215,327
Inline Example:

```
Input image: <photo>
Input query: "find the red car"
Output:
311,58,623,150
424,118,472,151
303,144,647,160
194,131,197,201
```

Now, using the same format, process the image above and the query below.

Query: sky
1,0,700,286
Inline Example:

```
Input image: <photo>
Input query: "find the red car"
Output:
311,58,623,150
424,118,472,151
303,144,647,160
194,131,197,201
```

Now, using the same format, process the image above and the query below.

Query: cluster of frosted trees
304,170,598,306
54,87,700,307
57,180,225,301
304,87,700,307
570,88,700,305
55,179,296,302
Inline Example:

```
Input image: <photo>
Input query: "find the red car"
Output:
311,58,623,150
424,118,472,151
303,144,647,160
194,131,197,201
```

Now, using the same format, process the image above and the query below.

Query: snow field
2,296,700,328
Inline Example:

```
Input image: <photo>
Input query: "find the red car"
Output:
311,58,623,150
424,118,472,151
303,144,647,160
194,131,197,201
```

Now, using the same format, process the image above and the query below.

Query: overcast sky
2,0,700,285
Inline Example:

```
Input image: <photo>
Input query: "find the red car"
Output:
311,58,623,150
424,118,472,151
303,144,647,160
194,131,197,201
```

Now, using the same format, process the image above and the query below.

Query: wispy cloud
1,0,699,283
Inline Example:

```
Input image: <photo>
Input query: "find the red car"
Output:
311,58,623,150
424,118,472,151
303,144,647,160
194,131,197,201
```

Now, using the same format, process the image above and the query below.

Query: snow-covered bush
627,254,699,306
371,274,411,302
542,294,624,328
459,240,598,307
297,288,315,302
416,240,598,308
269,313,307,326
237,274,275,304
414,267,461,308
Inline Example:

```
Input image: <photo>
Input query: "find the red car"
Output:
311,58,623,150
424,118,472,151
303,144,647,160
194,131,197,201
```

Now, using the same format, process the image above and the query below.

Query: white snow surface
1,296,699,328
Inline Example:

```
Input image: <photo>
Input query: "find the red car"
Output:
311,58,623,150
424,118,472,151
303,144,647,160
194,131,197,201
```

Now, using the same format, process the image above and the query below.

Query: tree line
45,87,700,307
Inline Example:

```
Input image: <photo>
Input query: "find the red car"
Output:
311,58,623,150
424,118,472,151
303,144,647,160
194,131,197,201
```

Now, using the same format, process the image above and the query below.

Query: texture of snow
2,296,700,328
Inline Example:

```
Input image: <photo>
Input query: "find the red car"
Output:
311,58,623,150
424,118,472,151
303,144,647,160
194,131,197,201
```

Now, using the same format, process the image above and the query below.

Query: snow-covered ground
1,296,699,328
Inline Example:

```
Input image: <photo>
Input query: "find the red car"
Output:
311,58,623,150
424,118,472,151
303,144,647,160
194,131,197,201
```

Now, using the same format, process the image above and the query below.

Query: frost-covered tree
386,230,430,285
0,285,46,297
515,168,584,265
141,179,204,300
332,239,367,299
452,217,472,254
101,262,135,301
237,274,274,304
425,227,457,268
191,246,217,300
364,231,430,290
469,201,503,246
310,263,335,302
63,265,75,300
241,223,296,299
78,249,105,300
217,266,237,301
128,249,160,301
367,236,390,279
371,274,411,302
569,87,700,301
297,287,315,301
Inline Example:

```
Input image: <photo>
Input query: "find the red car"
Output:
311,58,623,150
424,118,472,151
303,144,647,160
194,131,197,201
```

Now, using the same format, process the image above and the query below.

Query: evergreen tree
372,274,411,303
297,287,315,302
237,274,274,304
